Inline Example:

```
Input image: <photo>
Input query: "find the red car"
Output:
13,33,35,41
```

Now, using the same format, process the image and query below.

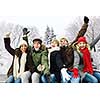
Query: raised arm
22,28,30,46
72,16,89,44
4,32,15,56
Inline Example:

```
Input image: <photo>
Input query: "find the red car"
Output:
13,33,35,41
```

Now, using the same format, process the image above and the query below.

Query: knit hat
18,40,28,47
77,37,87,44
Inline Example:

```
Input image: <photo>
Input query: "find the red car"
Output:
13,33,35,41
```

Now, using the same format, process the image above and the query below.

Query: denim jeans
41,74,56,83
50,74,57,83
61,71,80,83
82,73,98,83
6,75,21,83
93,71,100,82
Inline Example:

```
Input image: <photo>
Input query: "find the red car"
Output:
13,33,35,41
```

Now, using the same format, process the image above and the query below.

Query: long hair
76,43,90,53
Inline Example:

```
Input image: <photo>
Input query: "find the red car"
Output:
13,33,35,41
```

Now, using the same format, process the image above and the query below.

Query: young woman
76,36,100,83
4,32,33,83
47,39,64,83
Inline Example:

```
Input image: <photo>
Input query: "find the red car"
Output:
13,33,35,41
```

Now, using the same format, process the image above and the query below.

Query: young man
23,34,50,83
31,37,50,83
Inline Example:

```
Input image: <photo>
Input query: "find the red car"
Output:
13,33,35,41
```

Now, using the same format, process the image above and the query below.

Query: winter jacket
60,46,74,69
31,48,50,75
23,35,50,75
4,38,34,77
48,47,64,82
60,23,89,70
73,49,93,75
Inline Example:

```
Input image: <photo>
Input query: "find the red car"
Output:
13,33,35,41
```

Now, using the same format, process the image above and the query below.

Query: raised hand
84,16,89,24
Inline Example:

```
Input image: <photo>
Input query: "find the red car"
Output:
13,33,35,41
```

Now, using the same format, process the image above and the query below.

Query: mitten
61,68,71,81
84,16,89,24
37,64,45,72
4,32,11,38
23,28,30,36
72,68,79,78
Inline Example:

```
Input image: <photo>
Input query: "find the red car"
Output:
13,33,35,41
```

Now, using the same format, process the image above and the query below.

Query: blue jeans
82,73,98,83
6,75,21,83
93,71,100,82
41,74,48,83
61,71,80,83
41,74,56,83
50,74,56,83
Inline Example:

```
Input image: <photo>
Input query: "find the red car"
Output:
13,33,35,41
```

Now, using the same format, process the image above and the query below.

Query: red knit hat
77,37,87,44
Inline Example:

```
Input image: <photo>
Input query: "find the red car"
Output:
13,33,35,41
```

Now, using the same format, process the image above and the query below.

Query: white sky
0,16,77,38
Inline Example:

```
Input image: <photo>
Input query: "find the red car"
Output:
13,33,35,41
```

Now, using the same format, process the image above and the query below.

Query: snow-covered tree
44,26,56,47
65,16,100,48
65,16,100,70
0,21,39,74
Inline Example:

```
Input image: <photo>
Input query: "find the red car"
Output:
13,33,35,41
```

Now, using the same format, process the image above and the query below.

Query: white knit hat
18,40,28,47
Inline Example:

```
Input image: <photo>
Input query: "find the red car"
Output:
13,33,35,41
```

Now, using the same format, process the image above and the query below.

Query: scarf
80,47,93,74
13,53,27,79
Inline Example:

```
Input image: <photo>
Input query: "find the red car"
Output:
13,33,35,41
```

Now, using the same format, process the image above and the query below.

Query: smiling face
51,40,59,48
78,42,86,49
51,41,58,48
33,41,41,51
60,38,68,47
20,44,28,53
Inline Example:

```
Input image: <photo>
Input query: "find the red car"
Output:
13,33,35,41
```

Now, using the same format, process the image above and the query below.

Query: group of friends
3,16,100,83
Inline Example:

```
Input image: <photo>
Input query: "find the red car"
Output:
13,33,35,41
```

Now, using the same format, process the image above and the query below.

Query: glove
84,16,89,24
37,64,45,72
23,28,30,36
4,32,11,38
72,68,79,78
61,68,71,81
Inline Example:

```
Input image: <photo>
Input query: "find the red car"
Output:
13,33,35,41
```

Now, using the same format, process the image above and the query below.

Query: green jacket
31,49,50,75
23,35,49,75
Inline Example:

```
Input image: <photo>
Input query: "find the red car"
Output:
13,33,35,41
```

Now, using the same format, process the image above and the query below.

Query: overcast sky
0,16,77,38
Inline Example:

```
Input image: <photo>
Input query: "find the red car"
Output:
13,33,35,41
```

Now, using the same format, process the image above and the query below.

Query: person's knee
6,75,14,83
15,78,21,83
31,72,40,83
20,71,31,83
92,78,98,83
21,71,31,79
50,74,56,83
71,77,80,83
41,75,45,83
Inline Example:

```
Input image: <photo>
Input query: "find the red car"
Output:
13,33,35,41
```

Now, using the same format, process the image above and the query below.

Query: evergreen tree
44,26,56,47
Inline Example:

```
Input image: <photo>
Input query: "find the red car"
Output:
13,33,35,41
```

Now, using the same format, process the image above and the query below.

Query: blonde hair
60,37,68,42
76,43,90,53
51,39,59,46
